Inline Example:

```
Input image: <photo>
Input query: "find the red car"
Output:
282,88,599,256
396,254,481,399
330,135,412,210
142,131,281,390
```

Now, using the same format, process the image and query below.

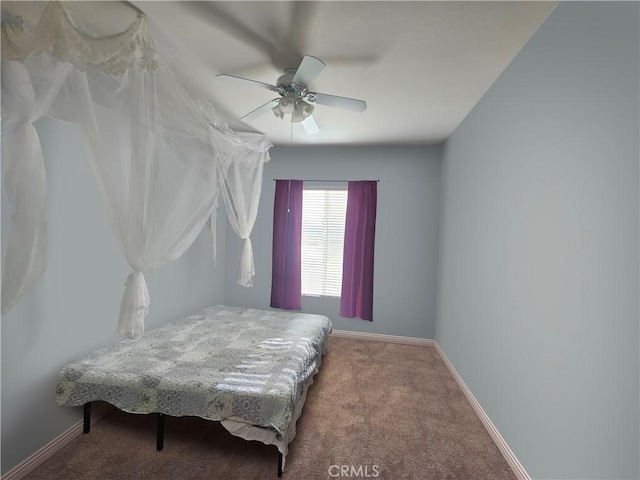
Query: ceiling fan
217,55,367,135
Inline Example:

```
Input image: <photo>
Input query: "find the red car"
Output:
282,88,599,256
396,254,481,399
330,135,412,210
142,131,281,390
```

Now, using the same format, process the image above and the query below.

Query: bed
55,305,333,476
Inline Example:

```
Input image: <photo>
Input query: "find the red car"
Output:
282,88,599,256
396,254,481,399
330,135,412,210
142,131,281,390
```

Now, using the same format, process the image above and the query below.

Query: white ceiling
8,1,558,146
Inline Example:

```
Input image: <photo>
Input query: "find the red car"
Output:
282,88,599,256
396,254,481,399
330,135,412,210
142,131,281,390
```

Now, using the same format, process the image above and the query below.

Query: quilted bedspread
56,306,332,438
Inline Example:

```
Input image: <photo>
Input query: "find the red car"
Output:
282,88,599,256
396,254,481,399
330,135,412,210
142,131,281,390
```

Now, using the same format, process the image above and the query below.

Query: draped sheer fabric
1,56,73,314
209,125,267,287
1,1,271,336
1,1,158,74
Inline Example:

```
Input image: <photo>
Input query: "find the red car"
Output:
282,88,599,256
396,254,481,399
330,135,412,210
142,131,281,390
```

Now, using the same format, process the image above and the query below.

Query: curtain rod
273,179,379,182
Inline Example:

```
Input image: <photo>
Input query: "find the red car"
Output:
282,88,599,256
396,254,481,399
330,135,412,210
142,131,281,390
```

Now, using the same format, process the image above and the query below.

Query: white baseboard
2,403,114,480
331,330,529,479
330,329,435,347
433,344,531,480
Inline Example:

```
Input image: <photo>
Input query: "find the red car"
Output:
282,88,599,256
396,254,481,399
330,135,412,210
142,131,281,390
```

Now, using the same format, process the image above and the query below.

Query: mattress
56,305,332,450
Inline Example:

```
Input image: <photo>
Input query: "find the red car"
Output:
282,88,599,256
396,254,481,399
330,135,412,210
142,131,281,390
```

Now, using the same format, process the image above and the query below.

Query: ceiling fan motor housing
276,68,298,86
276,69,309,97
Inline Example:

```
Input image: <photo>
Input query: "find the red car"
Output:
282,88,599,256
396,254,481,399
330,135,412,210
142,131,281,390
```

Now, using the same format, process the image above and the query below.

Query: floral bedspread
56,305,332,438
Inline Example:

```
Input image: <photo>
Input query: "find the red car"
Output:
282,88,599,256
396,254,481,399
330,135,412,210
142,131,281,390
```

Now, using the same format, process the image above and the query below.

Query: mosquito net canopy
1,1,271,337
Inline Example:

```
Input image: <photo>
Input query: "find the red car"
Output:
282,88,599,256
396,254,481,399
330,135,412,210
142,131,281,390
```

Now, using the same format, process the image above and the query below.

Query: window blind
301,188,348,297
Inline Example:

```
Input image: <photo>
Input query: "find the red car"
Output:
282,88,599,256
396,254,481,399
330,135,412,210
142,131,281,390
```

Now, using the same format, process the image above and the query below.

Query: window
271,179,376,319
301,185,347,297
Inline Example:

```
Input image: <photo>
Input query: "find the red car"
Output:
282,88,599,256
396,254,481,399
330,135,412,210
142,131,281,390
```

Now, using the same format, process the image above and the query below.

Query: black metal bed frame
83,402,284,477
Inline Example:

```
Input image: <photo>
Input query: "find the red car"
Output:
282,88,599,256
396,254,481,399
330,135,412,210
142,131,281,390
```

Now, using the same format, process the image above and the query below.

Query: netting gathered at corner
1,1,272,337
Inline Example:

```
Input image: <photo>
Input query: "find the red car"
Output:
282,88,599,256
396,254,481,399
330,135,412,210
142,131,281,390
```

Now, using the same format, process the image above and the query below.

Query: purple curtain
270,180,303,310
340,181,377,321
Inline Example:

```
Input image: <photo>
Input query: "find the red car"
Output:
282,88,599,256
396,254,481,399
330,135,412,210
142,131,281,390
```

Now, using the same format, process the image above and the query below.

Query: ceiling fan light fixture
272,98,314,123
272,96,294,119
291,100,314,123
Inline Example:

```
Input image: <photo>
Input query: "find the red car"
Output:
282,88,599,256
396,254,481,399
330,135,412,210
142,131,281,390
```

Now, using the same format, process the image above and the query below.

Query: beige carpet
24,336,516,479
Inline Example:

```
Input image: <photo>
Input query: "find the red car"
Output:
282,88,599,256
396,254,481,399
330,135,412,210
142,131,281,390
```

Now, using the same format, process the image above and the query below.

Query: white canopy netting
1,1,271,337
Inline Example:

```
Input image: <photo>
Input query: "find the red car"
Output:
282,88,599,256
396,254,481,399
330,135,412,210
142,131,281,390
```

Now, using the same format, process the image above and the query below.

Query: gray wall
1,117,226,474
436,2,639,479
225,145,441,339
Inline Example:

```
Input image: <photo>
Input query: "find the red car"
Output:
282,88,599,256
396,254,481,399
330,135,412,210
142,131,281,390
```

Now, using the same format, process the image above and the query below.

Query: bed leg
277,451,283,477
157,413,165,451
83,403,92,434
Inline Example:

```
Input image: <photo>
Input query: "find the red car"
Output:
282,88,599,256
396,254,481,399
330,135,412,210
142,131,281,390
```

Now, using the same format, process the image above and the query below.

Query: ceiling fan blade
241,99,280,122
182,3,274,59
301,115,320,135
181,2,316,73
217,74,279,92
291,55,325,87
312,92,367,112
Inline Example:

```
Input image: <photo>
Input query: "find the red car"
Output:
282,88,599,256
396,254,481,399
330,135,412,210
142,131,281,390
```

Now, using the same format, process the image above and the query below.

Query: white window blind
301,186,348,297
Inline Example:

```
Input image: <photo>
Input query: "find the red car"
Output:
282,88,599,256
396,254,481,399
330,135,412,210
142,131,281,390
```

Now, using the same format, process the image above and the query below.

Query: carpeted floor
24,336,516,479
